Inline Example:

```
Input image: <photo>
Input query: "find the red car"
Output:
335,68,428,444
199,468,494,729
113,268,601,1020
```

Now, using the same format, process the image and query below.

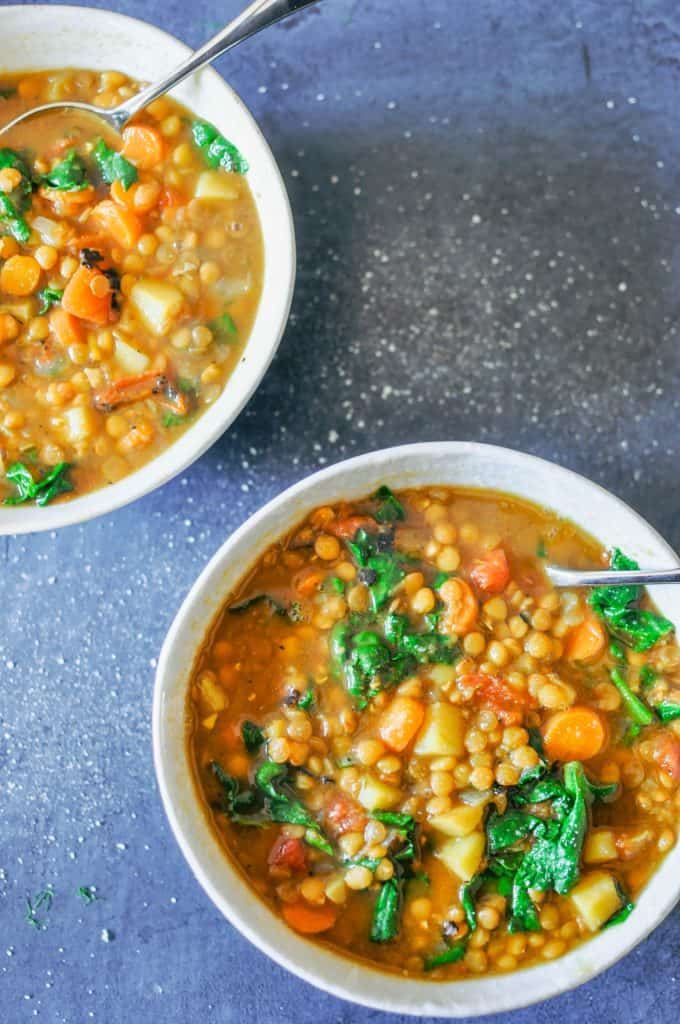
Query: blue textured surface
2,1,680,1021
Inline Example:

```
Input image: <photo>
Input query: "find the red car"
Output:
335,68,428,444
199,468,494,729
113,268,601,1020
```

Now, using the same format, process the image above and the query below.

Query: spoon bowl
545,565,680,587
0,0,321,139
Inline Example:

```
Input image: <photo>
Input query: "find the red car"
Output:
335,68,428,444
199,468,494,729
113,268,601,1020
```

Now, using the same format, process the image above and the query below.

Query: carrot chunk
469,548,510,594
0,255,41,296
50,308,84,346
542,706,607,762
90,199,142,249
61,265,111,324
110,178,161,214
379,696,426,752
122,124,165,169
564,614,607,664
282,900,337,935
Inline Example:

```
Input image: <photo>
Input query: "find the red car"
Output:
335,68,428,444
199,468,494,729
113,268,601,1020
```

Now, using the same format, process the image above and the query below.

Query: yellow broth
0,69,263,504
187,488,680,978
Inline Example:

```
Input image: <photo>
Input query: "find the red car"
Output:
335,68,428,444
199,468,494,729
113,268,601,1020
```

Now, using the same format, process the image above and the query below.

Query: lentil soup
187,486,680,978
0,69,263,506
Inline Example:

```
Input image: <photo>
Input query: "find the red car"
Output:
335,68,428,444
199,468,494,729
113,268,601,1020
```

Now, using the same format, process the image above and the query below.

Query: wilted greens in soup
0,69,263,505
187,486,680,978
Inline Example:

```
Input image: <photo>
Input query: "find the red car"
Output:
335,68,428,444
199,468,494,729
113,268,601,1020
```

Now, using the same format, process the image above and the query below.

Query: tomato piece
469,548,510,594
324,792,366,836
268,835,307,873
654,737,680,781
327,515,376,539
466,673,531,724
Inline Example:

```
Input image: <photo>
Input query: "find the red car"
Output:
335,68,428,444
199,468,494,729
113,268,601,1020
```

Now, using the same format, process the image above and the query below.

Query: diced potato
428,664,457,688
63,405,96,444
1,299,34,322
324,873,347,905
583,829,618,865
201,713,218,730
358,773,402,811
83,367,104,389
429,803,485,838
129,279,183,336
414,702,465,757
570,871,623,931
198,674,227,713
194,170,241,201
114,337,150,375
435,831,485,881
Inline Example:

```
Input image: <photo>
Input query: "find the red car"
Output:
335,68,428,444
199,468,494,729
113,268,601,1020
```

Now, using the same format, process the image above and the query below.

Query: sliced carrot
542,706,606,762
90,199,142,249
121,123,165,169
564,614,607,664
282,900,337,935
39,185,97,216
61,265,111,325
379,696,426,752
110,177,161,214
470,548,510,594
0,255,41,296
438,577,479,636
50,308,84,346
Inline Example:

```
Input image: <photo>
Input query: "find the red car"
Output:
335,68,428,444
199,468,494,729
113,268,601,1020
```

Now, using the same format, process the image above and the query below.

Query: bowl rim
0,5,296,535
153,440,680,1016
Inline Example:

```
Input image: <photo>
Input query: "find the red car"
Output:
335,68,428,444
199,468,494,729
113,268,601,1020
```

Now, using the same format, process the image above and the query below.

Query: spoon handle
112,0,322,129
545,566,680,587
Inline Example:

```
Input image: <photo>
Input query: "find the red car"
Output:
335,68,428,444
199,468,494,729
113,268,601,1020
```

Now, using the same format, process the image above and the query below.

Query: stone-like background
2,1,679,1021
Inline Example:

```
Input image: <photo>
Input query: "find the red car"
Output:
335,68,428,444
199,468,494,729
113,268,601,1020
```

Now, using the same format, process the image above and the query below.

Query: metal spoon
0,0,321,137
545,565,680,588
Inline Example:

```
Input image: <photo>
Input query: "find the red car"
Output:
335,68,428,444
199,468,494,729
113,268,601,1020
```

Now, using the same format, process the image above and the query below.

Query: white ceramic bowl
154,442,680,1016
0,6,295,535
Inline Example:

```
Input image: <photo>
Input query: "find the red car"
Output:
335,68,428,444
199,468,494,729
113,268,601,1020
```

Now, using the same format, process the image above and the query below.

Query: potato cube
194,170,241,201
414,703,464,757
63,405,96,444
583,829,618,865
429,803,485,838
428,664,457,688
198,674,227,713
570,871,623,931
129,279,183,336
435,831,485,881
358,774,402,811
114,337,150,375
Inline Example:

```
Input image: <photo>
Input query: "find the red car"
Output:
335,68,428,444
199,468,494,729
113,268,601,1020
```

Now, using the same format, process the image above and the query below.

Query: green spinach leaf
372,485,405,523
191,120,249,174
590,549,673,650
37,287,64,314
241,720,265,753
41,149,90,191
4,461,72,506
92,139,138,190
